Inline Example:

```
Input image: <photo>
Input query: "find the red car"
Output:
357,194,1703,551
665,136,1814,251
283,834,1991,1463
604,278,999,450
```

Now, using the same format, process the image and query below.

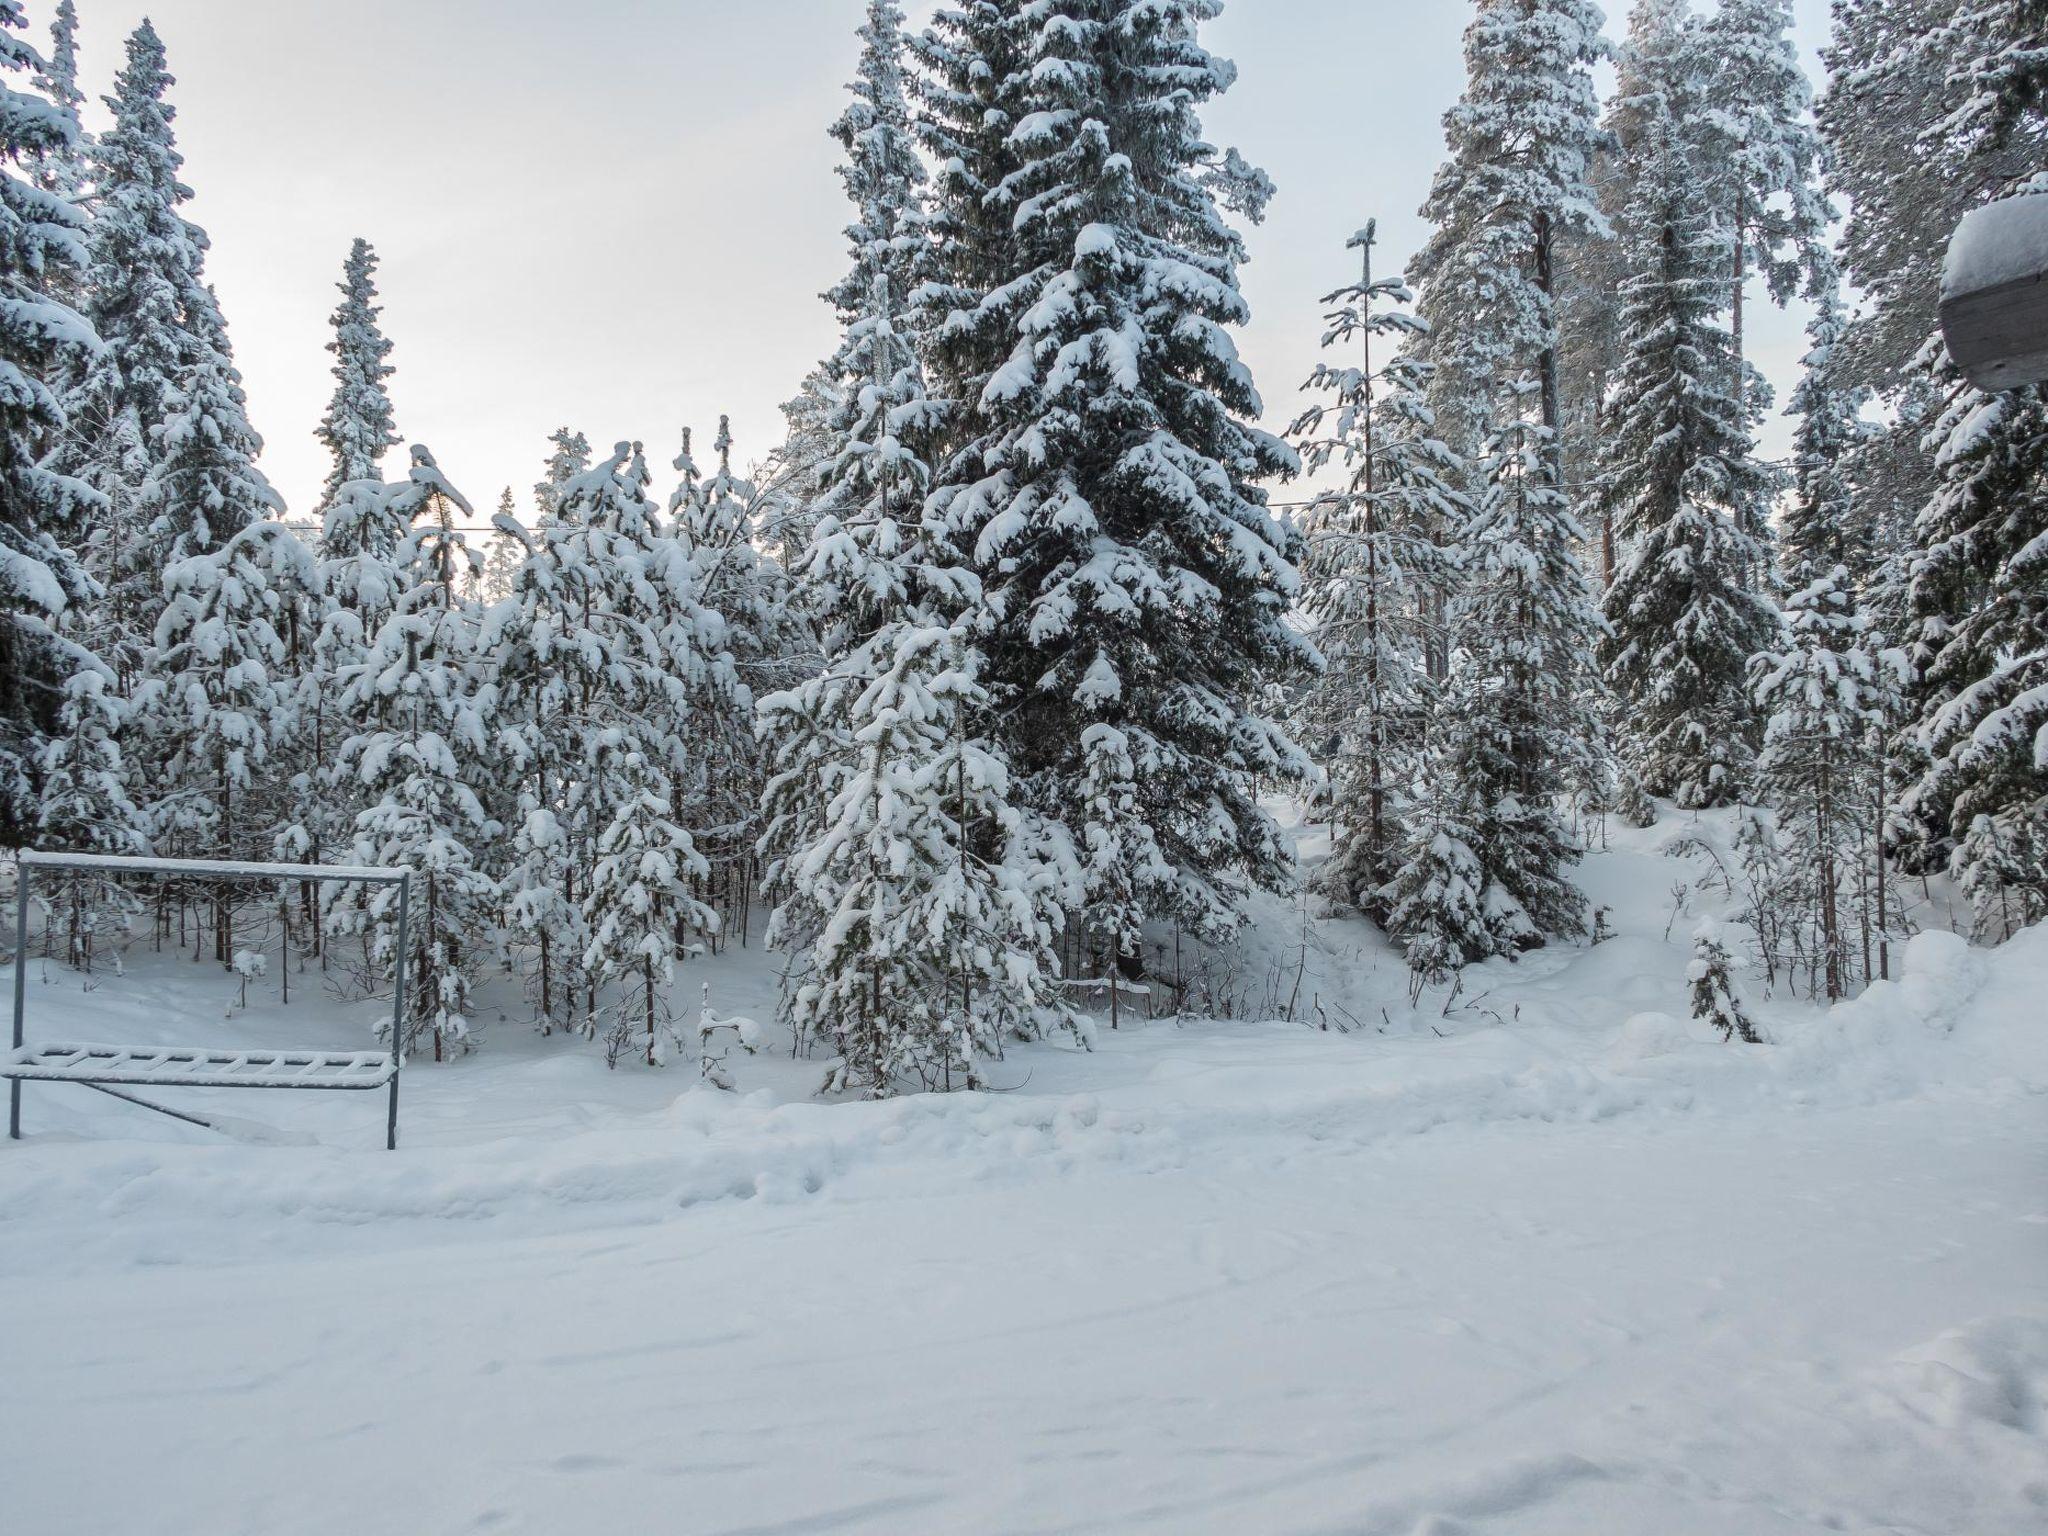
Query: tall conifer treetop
315,238,400,514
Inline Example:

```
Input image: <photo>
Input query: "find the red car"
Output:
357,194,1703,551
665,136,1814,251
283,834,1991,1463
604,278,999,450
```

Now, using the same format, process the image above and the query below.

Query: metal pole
386,873,409,1151
10,861,27,1139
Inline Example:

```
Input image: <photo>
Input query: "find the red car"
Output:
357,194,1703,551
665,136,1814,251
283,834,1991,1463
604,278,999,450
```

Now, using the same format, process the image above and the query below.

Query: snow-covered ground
3,813,2044,1535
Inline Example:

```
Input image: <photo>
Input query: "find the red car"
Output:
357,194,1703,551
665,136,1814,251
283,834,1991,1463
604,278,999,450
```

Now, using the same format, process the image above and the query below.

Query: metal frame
7,851,413,1150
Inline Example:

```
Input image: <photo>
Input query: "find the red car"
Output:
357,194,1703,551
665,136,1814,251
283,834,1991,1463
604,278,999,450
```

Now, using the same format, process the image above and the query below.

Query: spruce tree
1459,399,1603,946
533,426,590,522
928,0,1312,946
1782,286,1874,587
36,665,144,967
138,521,312,958
31,0,85,203
824,2,930,385
1688,923,1760,1042
0,0,99,844
1382,660,1494,988
330,448,498,1060
314,238,400,516
61,22,276,685
761,266,1064,1093
563,443,720,1064
1598,0,1780,810
908,1,1033,443
1750,567,1899,999
1399,0,1611,962
1289,223,1465,913
1906,375,2048,939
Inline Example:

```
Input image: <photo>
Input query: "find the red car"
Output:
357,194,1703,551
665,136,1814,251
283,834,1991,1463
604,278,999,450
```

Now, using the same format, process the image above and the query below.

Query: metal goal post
8,851,413,1149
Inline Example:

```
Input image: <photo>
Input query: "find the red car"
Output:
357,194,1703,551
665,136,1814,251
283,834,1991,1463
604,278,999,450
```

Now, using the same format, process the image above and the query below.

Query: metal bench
6,851,413,1149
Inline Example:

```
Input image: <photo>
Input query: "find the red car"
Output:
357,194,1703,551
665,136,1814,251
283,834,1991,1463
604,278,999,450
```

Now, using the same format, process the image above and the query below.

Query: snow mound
1878,1317,2048,1435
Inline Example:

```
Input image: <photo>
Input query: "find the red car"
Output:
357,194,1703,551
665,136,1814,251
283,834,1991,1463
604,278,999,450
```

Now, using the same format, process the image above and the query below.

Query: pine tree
1289,223,1465,912
927,1,1312,947
1698,0,1833,406
0,0,99,844
330,448,498,1060
1598,0,1780,810
314,238,400,516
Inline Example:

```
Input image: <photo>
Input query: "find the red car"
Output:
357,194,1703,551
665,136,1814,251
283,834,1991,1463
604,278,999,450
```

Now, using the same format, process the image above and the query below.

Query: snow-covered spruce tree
36,665,146,968
1380,659,1494,991
0,0,100,846
1455,397,1604,950
1749,567,1899,1000
484,450,624,1033
665,416,785,939
907,1,1034,443
137,520,311,961
1781,285,1875,587
330,448,498,1060
1936,2,2048,186
824,1,931,383
757,367,839,562
1393,0,1610,968
1688,922,1760,1043
760,271,1066,1094
582,732,715,1068
1866,8,2048,929
275,459,421,952
1819,0,2043,613
1288,223,1465,914
555,442,720,1065
1409,0,1610,473
533,426,590,523
1908,373,2048,940
475,488,523,604
60,22,274,682
313,238,400,517
1598,0,1780,810
926,1,1312,951
30,0,85,204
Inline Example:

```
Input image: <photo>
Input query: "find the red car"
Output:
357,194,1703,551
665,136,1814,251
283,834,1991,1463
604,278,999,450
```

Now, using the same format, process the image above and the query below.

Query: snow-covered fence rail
6,852,413,1149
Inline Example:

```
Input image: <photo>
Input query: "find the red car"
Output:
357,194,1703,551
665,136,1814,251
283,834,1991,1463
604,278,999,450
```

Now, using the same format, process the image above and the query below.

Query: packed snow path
2,822,2044,1534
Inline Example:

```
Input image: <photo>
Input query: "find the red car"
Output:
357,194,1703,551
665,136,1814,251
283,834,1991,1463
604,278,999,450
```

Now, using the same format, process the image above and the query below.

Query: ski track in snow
2,812,2044,1535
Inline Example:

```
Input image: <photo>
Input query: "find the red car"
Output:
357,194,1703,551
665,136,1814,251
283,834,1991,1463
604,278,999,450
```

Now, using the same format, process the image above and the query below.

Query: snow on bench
5,1043,396,1090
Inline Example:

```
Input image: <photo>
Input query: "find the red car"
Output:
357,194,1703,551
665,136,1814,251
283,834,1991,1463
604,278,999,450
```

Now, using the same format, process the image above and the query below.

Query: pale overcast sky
60,0,1834,520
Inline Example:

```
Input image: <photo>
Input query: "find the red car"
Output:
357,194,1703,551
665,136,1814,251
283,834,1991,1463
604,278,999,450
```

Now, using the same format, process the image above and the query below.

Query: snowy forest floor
2,808,2045,1535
